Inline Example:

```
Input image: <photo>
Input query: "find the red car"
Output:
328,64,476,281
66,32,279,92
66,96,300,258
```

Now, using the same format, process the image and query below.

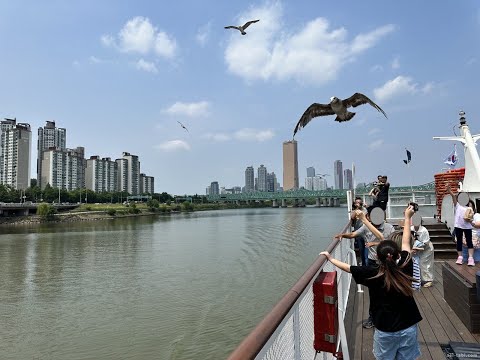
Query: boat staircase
424,222,457,260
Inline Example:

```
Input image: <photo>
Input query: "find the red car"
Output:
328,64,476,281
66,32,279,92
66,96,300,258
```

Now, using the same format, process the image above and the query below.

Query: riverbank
0,201,274,225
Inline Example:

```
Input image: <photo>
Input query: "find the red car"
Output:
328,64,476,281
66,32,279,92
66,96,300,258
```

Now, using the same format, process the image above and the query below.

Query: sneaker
362,318,374,329
468,257,475,266
456,256,463,265
422,281,433,288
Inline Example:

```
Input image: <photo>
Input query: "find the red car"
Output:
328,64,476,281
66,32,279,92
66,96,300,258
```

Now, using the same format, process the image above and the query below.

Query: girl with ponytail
320,205,422,359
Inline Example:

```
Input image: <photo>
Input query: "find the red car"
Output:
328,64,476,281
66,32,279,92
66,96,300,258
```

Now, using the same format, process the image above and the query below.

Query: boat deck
345,261,480,359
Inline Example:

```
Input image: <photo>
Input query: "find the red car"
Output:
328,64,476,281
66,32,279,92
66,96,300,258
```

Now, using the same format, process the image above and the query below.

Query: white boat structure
434,111,480,230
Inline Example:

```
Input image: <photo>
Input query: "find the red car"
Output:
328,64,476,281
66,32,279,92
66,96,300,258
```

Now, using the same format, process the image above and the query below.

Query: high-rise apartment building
306,166,315,178
313,176,328,190
140,173,154,194
305,176,314,190
266,172,277,192
37,121,66,188
41,147,85,190
283,140,299,191
244,166,254,192
257,164,267,191
334,160,343,190
210,181,219,195
85,156,118,192
116,152,140,195
344,169,353,190
0,118,31,190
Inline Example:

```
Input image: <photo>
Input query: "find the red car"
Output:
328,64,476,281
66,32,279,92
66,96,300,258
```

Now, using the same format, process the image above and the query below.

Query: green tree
182,201,193,211
37,203,56,220
128,203,141,214
147,199,160,211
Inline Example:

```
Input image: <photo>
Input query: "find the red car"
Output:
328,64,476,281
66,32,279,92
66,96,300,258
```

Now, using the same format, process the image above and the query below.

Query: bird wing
242,19,260,30
342,93,388,118
224,25,240,30
293,103,335,136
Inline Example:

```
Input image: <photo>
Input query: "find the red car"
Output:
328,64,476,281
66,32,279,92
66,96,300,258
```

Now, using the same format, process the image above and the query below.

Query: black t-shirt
350,251,422,332
376,182,390,202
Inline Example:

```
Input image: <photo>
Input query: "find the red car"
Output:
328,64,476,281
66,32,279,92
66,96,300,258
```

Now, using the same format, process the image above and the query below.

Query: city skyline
1,2,479,194
0,118,155,195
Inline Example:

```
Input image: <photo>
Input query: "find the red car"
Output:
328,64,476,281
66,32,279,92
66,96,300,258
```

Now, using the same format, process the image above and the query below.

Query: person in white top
411,219,434,287
446,185,474,266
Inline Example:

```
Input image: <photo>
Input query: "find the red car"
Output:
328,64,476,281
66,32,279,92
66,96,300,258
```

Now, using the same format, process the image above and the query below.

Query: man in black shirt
373,175,390,211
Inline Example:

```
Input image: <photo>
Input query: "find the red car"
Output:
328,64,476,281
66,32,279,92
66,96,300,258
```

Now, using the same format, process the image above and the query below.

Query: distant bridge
206,182,436,205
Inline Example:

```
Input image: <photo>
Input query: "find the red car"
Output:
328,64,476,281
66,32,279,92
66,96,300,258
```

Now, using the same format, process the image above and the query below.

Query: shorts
373,324,420,360
373,200,387,211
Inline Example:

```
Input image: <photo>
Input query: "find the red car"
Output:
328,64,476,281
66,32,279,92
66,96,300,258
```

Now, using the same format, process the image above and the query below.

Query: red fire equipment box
313,271,338,354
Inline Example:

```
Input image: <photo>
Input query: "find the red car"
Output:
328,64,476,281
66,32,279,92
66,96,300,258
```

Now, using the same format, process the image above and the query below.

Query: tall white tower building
37,121,66,188
0,118,31,190
116,152,140,195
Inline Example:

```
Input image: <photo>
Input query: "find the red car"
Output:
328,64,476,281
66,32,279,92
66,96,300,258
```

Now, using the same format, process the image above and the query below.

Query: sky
1,0,480,195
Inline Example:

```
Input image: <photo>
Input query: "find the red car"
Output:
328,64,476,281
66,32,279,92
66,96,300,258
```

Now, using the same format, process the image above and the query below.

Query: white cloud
373,75,435,102
368,128,381,136
102,16,177,59
204,133,231,142
89,56,107,64
368,139,384,151
196,22,211,47
234,128,275,142
224,2,394,84
101,34,115,47
391,56,400,69
164,101,210,117
135,59,158,73
370,64,383,72
155,140,190,152
203,129,274,142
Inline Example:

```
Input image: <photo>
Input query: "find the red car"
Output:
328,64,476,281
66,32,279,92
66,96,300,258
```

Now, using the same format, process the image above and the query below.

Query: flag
403,149,412,164
444,144,458,167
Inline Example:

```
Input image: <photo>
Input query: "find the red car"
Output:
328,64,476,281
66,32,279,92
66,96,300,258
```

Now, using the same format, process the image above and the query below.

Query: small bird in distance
224,19,260,35
177,121,189,132
293,93,387,137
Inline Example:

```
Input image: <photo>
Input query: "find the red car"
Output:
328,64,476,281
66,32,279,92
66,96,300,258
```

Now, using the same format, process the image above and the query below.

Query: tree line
0,180,186,204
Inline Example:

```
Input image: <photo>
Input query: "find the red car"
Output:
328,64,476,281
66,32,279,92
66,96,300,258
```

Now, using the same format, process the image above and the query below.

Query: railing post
293,306,301,360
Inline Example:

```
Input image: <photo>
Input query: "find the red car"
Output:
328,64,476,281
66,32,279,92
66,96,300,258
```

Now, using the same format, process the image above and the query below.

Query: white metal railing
256,238,356,360
356,190,436,220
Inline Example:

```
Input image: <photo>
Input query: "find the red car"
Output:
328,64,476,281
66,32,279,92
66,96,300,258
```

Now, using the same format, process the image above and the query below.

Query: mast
433,111,480,192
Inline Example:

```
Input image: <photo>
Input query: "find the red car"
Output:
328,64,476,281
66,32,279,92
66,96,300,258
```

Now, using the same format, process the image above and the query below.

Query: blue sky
1,0,480,195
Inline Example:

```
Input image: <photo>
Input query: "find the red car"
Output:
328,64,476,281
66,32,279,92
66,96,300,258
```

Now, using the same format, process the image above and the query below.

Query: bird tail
336,111,355,122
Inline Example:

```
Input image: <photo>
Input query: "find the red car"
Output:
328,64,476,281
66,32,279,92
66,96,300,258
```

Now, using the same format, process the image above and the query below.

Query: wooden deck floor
345,261,480,359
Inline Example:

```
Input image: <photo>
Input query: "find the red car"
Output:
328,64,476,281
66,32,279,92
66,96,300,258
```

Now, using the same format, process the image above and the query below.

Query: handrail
227,221,352,360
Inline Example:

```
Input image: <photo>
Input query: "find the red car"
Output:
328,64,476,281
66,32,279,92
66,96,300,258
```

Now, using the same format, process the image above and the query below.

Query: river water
0,207,348,360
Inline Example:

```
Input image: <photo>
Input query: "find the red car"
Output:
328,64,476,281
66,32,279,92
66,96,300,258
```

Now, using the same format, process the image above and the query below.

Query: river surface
0,207,348,360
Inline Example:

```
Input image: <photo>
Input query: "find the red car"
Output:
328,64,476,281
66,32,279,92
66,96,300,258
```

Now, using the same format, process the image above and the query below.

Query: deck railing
227,221,356,360
356,190,437,220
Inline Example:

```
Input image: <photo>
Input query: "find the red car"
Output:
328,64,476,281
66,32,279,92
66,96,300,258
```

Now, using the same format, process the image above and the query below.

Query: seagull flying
293,93,387,137
224,19,259,35
177,121,189,132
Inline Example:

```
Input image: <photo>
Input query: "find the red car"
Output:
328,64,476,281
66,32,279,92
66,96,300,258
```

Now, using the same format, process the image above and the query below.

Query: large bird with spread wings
224,19,260,35
293,93,387,137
